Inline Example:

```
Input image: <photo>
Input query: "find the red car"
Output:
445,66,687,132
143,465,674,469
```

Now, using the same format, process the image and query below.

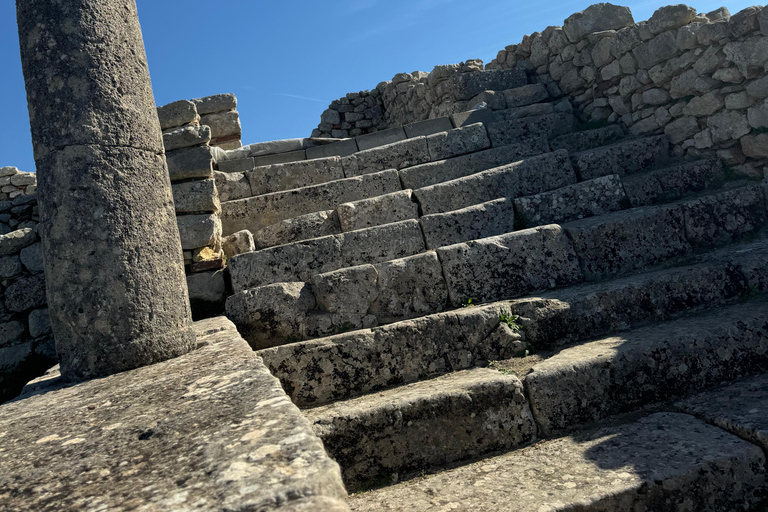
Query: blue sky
0,0,756,172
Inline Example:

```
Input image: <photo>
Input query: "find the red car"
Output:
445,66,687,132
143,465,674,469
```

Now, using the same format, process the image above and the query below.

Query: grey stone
337,190,418,232
172,178,220,214
549,124,625,153
682,184,766,248
228,220,424,291
676,22,703,50
10,172,36,186
571,135,669,180
590,35,615,68
725,91,753,110
713,66,744,84
632,31,678,69
682,91,724,116
217,157,254,173
486,113,575,147
305,139,359,159
563,3,634,43
514,174,627,227
0,167,18,177
19,243,44,274
0,255,22,279
220,169,401,234
200,111,241,141
311,265,378,321
252,149,306,168
708,109,751,143
355,127,407,151
564,204,691,280
420,198,516,249
26,306,48,338
468,90,507,111
741,133,768,158
724,37,768,79
0,321,25,349
425,123,490,161
729,5,762,37
642,87,670,105
449,108,496,128
163,125,211,151
5,274,46,313
403,118,454,138
191,93,237,115
342,137,429,177
648,4,697,34
244,138,308,157
707,6,731,21
492,102,555,121
247,157,344,196
698,19,730,44
156,100,197,130
665,116,700,144
0,229,36,257
437,225,583,306
622,159,724,206
222,230,255,260
748,99,768,129
746,75,768,98
252,210,341,250
414,150,577,215
455,68,528,100
214,170,251,203
166,145,213,182
761,5,768,36
177,213,222,250
502,84,549,108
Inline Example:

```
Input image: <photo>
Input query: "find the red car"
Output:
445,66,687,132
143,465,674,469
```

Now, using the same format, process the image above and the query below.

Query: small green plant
499,312,522,332
461,297,476,308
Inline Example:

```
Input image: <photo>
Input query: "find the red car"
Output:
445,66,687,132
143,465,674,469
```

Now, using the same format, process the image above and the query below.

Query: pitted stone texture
0,319,348,512
157,100,197,130
214,171,251,202
513,174,627,228
172,178,220,214
486,113,575,147
311,265,379,321
682,184,767,248
308,368,535,492
6,274,47,313
493,102,555,121
420,198,516,249
221,170,401,234
337,190,418,232
166,146,213,182
437,225,583,307
415,150,577,215
16,0,164,159
564,204,691,280
0,228,35,257
222,230,255,260
399,137,550,190
563,3,635,43
177,213,222,251
342,137,429,177
350,413,765,512
425,123,490,161
502,84,549,108
723,37,768,79
229,220,424,291
201,111,241,141
356,127,407,152
247,157,344,196
192,93,237,115
571,135,669,181
217,158,255,174
403,117,454,138
226,283,316,349
550,124,625,153
527,299,768,435
163,125,211,152
622,159,724,207
252,210,341,250
260,303,522,407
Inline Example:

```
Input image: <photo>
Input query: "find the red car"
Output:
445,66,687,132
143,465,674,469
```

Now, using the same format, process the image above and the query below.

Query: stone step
549,123,626,153
306,367,536,492
571,134,670,181
623,158,724,207
252,209,341,250
485,112,576,147
349,412,766,511
258,236,768,407
526,297,768,436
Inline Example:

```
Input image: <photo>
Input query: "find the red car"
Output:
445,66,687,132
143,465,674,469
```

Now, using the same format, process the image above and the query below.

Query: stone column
16,0,196,381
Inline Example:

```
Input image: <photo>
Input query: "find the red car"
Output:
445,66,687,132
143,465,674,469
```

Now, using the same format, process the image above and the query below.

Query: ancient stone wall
486,3,768,177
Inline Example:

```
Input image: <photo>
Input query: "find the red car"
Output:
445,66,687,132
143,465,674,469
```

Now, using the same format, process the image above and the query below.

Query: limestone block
0,255,22,279
217,158,254,174
425,123,490,161
253,149,307,167
486,113,575,147
0,320,25,349
571,135,669,181
562,3,634,43
741,133,768,158
420,198,516,249
632,31,677,69
0,167,18,177
305,139,359,159
0,228,35,257
564,204,691,280
502,84,549,108
676,22,703,50
455,69,528,100
156,100,197,130
201,111,240,140
19,243,43,274
222,230,255,260
10,173,36,187
252,210,341,250
163,125,211,151
220,169,401,234
399,137,550,190
27,308,50,339
493,103,555,121
369,252,448,323
437,225,583,306
166,146,213,182
642,88,670,105
214,171,251,203
247,157,344,196
355,127,406,151
342,137,429,177
5,274,46,313
664,116,699,145
191,93,237,115
648,4,697,34
682,92,725,117
172,179,220,214
450,109,496,128
723,37,768,79
243,138,307,157
708,110,751,143
311,265,379,320
337,190,418,232
177,213,222,251
729,6,762,37
468,90,507,111
514,175,628,228
748,100,768,129
682,184,766,248
550,124,625,153
623,159,724,207
403,117,453,138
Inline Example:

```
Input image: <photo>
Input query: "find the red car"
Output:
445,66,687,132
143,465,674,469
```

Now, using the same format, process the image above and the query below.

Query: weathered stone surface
437,225,583,306
527,299,768,435
648,4,697,35
729,6,762,37
27,308,50,339
177,213,222,250
0,319,348,511
493,102,555,121
308,368,535,491
221,170,401,234
305,139,359,159
399,137,550,190
563,3,634,43
252,210,341,250
355,127,407,151
502,84,549,108
549,124,624,153
200,111,241,139
5,274,46,313
191,93,237,115
342,138,429,177
741,132,768,158
247,157,344,196
163,125,211,151
351,413,766,512
682,184,766,248
564,204,691,280
218,157,254,174
420,198,516,249
172,178,220,214
724,37,768,79
166,145,213,182
622,159,724,206
226,282,316,349
455,69,528,100
0,255,22,279
486,113,575,147
571,135,669,181
682,91,724,116
253,149,307,168
369,251,448,323
633,31,678,69
425,123,490,161
403,118,454,138
707,110,751,144
0,228,35,257
157,100,197,130
337,190,418,232
19,243,44,274
229,220,424,291
748,99,768,129
0,320,25,349
214,170,251,202
450,108,496,129
222,230,255,259
415,150,577,215
311,265,378,321
664,115,699,144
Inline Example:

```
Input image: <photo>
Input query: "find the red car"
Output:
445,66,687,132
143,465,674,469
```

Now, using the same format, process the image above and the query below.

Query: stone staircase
215,77,768,510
